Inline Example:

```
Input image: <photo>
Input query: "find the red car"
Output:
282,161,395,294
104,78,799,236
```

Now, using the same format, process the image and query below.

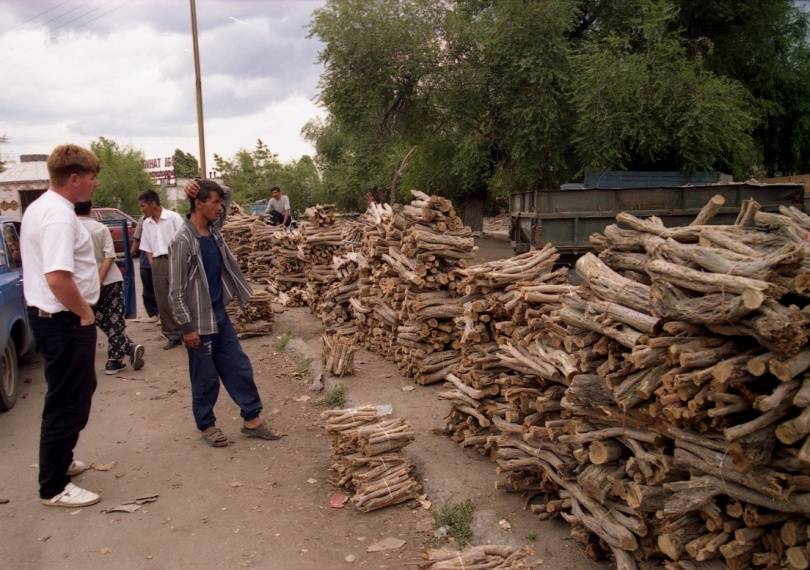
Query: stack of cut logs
350,203,401,360
301,205,343,311
226,287,275,338
318,252,367,328
419,545,535,569
385,191,476,382
442,244,574,449
443,195,810,569
221,208,258,276
323,406,421,512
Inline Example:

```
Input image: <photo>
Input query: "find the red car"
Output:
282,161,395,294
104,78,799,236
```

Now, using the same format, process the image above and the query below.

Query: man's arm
283,195,292,225
46,271,95,325
167,236,199,348
131,217,144,256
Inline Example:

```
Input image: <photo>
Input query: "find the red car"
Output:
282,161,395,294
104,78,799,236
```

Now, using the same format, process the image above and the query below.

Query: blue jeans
185,308,262,430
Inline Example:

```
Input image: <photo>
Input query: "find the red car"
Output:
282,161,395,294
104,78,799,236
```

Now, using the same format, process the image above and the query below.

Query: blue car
0,219,34,411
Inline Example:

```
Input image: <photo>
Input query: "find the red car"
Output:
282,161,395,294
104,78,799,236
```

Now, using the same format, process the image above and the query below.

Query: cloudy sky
0,0,327,172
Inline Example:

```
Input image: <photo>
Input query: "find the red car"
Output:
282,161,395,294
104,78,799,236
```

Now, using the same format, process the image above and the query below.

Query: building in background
0,155,49,222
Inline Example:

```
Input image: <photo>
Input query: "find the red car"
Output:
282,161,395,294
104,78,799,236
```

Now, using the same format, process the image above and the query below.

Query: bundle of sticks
323,406,421,512
322,329,358,377
419,545,536,569
442,195,810,569
226,287,275,338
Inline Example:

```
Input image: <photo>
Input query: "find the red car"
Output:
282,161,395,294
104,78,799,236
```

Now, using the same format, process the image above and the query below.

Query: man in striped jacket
168,180,282,447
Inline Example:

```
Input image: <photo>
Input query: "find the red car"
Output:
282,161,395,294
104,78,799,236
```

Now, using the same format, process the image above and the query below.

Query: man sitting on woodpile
264,185,293,228
168,180,282,447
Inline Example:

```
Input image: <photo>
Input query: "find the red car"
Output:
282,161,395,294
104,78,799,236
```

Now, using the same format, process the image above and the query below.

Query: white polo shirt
21,189,100,313
139,207,184,257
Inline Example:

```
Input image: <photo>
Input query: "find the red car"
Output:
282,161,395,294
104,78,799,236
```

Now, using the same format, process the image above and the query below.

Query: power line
0,3,124,65
47,3,116,35
0,0,72,35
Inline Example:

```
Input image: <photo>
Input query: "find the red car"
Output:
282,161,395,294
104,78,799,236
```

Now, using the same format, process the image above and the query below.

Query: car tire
0,337,19,412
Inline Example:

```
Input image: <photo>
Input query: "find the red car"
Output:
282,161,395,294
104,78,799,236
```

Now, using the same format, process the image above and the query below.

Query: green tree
173,148,200,178
213,139,285,205
570,0,757,176
673,0,810,175
90,137,157,213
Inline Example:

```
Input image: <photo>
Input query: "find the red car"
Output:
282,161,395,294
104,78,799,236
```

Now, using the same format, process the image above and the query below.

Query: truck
509,171,805,258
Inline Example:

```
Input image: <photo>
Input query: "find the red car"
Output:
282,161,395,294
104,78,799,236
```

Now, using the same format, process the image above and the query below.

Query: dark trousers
140,262,158,318
186,308,262,430
29,309,97,499
95,281,134,362
151,256,181,341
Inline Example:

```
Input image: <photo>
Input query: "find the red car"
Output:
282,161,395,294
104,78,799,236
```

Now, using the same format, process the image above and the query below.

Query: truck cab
0,219,34,411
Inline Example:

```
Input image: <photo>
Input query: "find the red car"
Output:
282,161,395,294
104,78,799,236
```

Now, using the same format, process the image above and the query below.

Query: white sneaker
41,483,100,508
67,459,90,477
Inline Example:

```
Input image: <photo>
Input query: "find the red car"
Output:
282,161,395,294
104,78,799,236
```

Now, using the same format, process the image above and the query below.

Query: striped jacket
168,217,252,335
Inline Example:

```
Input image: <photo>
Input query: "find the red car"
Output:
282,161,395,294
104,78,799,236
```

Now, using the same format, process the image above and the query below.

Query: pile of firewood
302,203,336,227
442,196,810,569
226,287,275,338
316,252,367,327
301,205,344,311
323,406,421,512
419,545,535,569
322,330,359,377
382,191,476,382
442,245,574,449
221,209,259,276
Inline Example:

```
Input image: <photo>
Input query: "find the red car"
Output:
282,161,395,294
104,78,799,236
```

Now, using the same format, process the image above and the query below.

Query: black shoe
105,359,126,375
130,344,145,370
163,339,182,350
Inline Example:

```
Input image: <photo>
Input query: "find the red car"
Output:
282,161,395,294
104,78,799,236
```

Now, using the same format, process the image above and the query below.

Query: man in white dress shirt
137,189,185,349
21,144,103,508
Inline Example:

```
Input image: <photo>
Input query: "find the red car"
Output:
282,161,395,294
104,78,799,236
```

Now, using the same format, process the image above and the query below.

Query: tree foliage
173,148,200,178
306,0,810,212
90,137,157,214
214,139,323,213
570,0,756,176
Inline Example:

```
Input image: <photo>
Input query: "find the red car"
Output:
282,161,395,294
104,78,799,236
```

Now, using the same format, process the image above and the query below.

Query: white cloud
0,1,325,166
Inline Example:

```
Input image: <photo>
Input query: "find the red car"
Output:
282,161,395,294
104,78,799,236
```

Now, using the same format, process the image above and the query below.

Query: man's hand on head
185,179,201,200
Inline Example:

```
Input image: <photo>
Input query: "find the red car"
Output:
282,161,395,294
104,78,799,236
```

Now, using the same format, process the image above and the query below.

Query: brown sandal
241,423,283,441
202,427,229,447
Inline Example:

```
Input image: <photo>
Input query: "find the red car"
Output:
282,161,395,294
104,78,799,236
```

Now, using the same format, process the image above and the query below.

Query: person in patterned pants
75,201,145,374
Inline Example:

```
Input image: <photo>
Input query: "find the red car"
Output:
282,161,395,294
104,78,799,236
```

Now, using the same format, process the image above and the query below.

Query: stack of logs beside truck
445,196,810,569
223,184,810,569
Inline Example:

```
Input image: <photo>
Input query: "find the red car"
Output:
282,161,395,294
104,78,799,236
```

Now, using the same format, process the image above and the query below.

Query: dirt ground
0,239,602,569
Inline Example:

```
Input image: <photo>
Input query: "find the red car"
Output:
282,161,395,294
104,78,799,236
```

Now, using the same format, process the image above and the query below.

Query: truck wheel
0,337,19,411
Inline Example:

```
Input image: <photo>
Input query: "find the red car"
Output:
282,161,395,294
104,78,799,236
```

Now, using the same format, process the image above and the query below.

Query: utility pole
189,0,207,178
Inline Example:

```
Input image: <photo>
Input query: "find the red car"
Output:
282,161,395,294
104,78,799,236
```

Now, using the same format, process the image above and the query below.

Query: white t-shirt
79,216,123,286
265,195,291,215
139,208,184,257
21,189,100,313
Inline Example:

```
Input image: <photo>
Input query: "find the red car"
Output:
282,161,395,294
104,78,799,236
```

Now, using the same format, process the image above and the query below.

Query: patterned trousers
94,282,134,362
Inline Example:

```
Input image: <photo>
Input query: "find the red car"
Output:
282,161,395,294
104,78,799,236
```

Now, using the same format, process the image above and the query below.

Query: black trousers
140,263,159,318
29,309,97,499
